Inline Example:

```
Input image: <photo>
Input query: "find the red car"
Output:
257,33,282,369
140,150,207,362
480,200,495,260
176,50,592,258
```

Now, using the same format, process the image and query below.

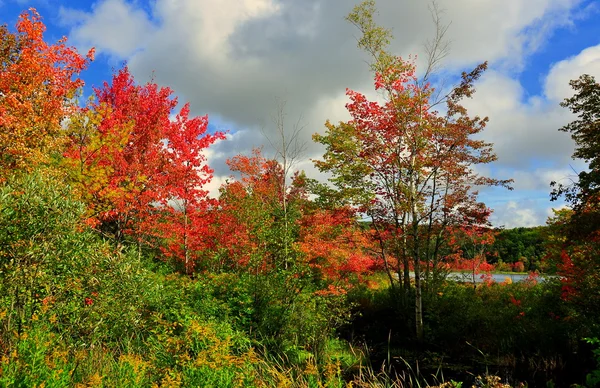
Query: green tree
0,170,155,355
550,74,600,319
552,74,600,238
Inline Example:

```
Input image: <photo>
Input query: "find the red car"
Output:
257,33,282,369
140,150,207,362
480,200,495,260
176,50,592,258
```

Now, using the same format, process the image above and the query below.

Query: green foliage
585,337,600,387
345,0,398,77
196,271,353,364
552,74,600,213
0,169,93,349
489,227,548,271
0,170,174,354
0,170,263,386
346,278,589,384
424,280,577,358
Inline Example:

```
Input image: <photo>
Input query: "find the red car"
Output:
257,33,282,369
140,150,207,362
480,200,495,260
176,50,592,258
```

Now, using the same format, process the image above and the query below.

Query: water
399,271,553,283
446,272,550,283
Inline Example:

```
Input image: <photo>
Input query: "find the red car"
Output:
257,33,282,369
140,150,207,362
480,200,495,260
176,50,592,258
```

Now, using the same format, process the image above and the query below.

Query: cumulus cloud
463,70,576,170
59,0,586,142
58,0,597,226
59,0,156,57
545,44,600,102
491,200,556,228
463,42,599,225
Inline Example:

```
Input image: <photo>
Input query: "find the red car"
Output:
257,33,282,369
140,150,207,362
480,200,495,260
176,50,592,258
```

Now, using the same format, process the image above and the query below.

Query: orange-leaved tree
0,9,93,176
215,148,304,272
216,148,375,285
297,205,375,284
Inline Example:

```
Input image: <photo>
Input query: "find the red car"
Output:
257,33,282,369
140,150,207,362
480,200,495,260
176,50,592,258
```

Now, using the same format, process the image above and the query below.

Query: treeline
488,226,548,272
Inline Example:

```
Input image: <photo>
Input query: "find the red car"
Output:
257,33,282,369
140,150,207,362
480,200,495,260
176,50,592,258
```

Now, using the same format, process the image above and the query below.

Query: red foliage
556,241,600,303
158,103,224,273
446,225,496,279
215,148,376,283
314,284,348,297
509,294,522,307
64,67,223,272
478,261,495,272
512,261,525,272
524,271,539,286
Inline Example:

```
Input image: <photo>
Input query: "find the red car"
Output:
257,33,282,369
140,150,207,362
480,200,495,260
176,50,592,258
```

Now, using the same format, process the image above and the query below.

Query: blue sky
2,0,599,227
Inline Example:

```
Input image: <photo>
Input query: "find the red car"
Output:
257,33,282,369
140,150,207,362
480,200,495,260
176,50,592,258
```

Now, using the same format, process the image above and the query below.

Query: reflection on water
402,272,555,283
446,272,551,283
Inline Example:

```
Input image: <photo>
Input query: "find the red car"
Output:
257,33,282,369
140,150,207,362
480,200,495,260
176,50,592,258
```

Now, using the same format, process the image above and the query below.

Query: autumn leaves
0,9,376,285
0,10,93,174
1,5,505,307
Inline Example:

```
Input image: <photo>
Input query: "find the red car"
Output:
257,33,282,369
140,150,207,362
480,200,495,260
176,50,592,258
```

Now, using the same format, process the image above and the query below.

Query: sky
2,0,599,228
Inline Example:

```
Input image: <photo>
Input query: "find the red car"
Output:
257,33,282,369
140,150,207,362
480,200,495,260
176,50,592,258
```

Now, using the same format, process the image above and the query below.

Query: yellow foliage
160,371,182,388
118,354,149,385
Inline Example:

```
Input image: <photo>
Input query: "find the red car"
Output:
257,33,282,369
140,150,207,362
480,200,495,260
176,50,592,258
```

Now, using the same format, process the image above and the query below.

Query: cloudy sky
2,0,599,227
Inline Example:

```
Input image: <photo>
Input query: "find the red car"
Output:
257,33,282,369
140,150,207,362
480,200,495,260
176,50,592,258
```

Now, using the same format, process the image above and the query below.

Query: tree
489,227,547,270
90,67,174,246
313,0,509,340
62,100,131,223
159,103,224,274
0,9,93,176
64,67,223,268
262,99,307,270
297,205,375,284
215,148,304,272
552,74,600,238
447,225,496,288
545,207,600,318
216,148,374,284
550,75,600,317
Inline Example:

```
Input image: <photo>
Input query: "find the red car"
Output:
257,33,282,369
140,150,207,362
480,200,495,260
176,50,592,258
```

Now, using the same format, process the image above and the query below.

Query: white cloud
544,44,600,102
463,70,577,170
60,0,587,134
59,0,155,57
379,0,581,71
510,167,583,191
491,200,552,228
456,42,600,226
150,0,280,63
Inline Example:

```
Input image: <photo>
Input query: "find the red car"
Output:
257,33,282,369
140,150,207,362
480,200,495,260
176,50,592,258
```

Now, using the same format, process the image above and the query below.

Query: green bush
195,270,353,367
424,280,578,358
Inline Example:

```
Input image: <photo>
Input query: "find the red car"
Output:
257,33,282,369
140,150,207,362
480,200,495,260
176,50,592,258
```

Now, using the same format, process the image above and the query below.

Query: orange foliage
298,207,375,281
0,9,93,174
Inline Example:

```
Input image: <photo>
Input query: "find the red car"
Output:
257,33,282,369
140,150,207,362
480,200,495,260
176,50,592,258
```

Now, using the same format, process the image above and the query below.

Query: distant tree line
485,226,549,272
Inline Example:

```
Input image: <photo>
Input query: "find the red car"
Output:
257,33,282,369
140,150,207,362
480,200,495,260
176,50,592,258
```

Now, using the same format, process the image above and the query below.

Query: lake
400,271,554,283
446,272,551,283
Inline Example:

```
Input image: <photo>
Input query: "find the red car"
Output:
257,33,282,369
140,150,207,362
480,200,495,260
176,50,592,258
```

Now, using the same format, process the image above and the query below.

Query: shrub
512,261,525,272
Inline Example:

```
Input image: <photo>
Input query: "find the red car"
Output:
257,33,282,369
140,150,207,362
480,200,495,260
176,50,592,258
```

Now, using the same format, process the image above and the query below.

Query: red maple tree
65,67,223,269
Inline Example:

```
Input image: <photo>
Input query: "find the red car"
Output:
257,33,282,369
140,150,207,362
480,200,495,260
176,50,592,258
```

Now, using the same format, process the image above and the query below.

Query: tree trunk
184,206,190,275
414,243,424,342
